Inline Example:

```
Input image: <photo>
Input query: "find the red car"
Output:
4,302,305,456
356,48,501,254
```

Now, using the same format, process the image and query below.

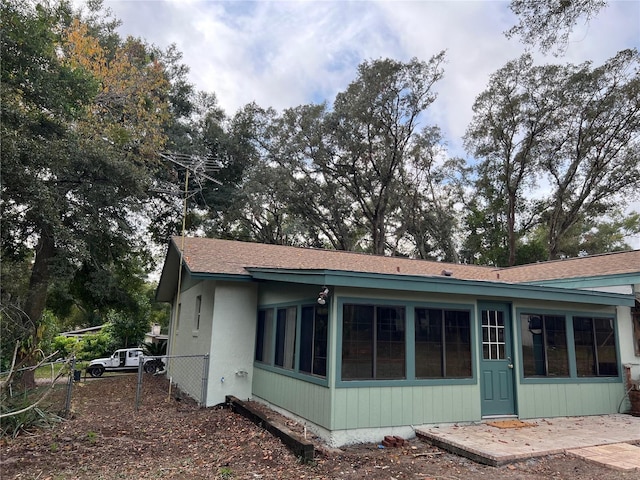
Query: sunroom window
275,306,297,370
573,316,618,377
415,308,472,378
341,304,406,380
300,305,328,377
255,309,274,363
520,314,569,377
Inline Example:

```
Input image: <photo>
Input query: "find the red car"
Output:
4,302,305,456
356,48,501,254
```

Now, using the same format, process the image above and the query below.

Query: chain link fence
135,354,209,410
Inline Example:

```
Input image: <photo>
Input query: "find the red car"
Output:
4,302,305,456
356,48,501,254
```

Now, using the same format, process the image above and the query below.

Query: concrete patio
415,414,640,470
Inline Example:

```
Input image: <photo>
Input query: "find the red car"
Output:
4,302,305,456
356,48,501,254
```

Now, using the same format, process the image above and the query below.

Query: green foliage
465,49,640,264
1,0,175,376
198,56,459,259
77,330,115,361
105,308,149,349
142,341,167,357
218,466,233,479
507,0,607,55
51,329,117,361
0,399,64,438
51,336,81,360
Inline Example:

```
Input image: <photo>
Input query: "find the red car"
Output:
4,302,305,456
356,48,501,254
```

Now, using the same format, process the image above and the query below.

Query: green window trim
336,297,477,387
341,304,407,381
520,313,570,378
516,308,621,384
415,307,473,379
254,300,329,381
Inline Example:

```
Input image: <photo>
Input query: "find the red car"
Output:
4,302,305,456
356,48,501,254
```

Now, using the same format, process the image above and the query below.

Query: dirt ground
1,374,637,479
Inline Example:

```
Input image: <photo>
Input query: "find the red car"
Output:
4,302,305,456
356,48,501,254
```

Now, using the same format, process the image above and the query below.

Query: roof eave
246,268,635,307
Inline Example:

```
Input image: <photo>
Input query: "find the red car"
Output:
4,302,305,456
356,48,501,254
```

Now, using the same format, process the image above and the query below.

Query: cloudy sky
92,0,639,246
97,1,639,148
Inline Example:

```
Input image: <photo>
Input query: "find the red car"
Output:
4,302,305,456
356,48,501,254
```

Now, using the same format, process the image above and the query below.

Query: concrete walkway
415,414,640,469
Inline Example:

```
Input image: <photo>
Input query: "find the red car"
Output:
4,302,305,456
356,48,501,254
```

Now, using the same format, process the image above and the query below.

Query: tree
538,49,640,259
327,55,446,254
394,128,462,261
506,0,607,55
464,50,639,264
264,103,367,250
464,55,563,265
1,0,171,383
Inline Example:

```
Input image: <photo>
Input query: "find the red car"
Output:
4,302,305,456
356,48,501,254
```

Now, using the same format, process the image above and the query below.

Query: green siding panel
252,368,331,429
332,384,480,430
518,382,624,418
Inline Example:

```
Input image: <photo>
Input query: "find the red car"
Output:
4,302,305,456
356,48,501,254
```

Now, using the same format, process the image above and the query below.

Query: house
156,237,640,447
144,324,168,346
60,324,106,337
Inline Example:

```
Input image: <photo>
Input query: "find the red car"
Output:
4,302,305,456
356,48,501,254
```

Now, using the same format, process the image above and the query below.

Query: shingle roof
175,237,639,284
177,237,497,281
496,250,640,283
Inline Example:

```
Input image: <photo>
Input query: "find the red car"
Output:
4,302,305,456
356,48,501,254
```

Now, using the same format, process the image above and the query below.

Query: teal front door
479,303,516,417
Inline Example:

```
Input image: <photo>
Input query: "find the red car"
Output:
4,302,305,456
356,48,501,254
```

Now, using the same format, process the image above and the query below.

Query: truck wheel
89,366,105,377
144,361,157,374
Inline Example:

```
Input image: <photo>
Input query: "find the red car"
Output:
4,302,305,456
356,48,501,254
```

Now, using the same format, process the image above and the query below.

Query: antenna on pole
159,151,222,363
159,151,222,186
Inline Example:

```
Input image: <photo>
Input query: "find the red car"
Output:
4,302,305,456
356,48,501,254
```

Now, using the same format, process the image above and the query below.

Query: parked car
86,348,165,377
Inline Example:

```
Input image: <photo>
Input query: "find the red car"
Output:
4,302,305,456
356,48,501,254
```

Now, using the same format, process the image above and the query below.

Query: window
342,304,405,380
573,316,618,377
194,295,202,332
482,309,506,360
415,308,472,378
255,309,274,363
275,307,297,370
300,305,328,377
521,314,569,377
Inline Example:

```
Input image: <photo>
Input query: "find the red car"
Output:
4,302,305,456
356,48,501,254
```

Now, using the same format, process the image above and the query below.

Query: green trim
335,297,478,388
189,272,253,282
523,273,640,289
254,298,331,385
246,268,634,306
515,307,622,385
253,363,329,387
478,301,518,417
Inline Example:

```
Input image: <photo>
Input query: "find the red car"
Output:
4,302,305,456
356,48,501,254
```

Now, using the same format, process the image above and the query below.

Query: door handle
507,356,514,369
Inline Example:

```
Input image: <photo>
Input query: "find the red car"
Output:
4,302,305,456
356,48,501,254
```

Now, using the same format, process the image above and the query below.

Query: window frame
254,300,330,385
193,295,202,336
341,303,407,381
299,304,328,378
337,298,476,387
516,308,620,384
573,315,619,378
414,307,473,379
274,306,297,370
519,313,570,378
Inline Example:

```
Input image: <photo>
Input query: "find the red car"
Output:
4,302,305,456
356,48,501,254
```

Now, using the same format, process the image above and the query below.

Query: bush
51,336,80,359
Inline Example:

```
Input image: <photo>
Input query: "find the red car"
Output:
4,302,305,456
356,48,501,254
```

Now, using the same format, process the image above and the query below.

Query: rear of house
156,238,640,447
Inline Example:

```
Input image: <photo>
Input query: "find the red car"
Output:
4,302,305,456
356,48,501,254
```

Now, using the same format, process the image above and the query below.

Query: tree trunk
17,232,56,389
507,194,517,266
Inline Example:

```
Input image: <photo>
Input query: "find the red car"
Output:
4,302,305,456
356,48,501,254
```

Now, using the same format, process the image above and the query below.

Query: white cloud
101,1,638,121
98,0,639,247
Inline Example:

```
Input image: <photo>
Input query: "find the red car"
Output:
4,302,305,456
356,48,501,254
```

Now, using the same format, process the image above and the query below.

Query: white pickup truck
87,348,165,377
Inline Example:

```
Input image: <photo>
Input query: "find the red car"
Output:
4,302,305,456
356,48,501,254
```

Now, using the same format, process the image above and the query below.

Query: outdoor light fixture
528,316,543,335
317,286,329,305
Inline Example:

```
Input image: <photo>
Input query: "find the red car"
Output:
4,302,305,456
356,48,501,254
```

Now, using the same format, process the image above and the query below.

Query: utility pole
158,152,221,361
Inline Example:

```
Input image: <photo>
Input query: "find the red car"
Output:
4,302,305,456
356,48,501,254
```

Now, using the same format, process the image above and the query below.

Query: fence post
200,354,209,407
64,356,76,417
135,357,144,411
